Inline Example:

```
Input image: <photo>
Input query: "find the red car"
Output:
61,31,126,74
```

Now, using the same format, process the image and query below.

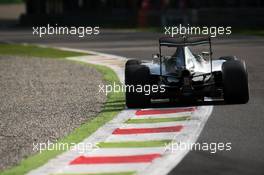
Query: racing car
125,36,249,108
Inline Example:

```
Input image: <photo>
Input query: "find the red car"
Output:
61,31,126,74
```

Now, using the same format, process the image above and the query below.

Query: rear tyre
219,56,236,61
125,64,151,108
125,59,141,67
222,60,249,104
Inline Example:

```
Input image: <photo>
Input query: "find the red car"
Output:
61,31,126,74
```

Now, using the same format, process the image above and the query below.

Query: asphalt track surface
0,29,264,175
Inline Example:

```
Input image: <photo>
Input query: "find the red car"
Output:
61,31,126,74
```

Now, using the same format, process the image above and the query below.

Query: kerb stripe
69,154,161,165
112,125,183,134
135,108,195,115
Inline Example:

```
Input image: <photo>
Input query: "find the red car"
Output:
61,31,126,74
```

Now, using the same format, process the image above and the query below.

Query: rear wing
159,36,210,47
158,36,213,76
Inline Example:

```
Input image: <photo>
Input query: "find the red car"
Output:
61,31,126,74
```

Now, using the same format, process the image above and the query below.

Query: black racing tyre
219,56,236,61
125,59,141,67
125,64,151,108
222,60,249,104
125,59,141,88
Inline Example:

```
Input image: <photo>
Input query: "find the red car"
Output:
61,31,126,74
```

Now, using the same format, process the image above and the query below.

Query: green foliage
0,44,87,58
0,0,23,4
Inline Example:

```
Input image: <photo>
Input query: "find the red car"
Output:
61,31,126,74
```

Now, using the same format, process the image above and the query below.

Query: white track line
106,133,182,142
54,164,147,174
130,112,193,119
83,148,166,156
120,121,198,129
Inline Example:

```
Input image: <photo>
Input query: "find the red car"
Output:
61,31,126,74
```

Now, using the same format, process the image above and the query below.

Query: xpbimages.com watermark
33,140,232,154
32,24,100,38
164,24,232,37
98,82,166,95
165,141,232,154
33,140,99,153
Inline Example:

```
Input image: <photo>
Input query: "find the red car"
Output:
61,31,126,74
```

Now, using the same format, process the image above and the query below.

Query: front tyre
222,60,249,104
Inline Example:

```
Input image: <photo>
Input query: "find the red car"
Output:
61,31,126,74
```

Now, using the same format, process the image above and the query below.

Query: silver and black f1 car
125,36,249,108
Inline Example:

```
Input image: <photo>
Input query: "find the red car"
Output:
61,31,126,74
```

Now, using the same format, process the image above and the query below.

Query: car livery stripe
69,154,161,165
125,116,190,124
97,140,172,148
112,126,183,135
135,108,196,115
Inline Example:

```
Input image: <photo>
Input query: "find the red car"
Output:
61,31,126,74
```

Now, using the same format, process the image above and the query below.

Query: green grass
0,0,23,4
0,44,87,58
126,116,190,124
0,44,125,175
98,140,172,148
